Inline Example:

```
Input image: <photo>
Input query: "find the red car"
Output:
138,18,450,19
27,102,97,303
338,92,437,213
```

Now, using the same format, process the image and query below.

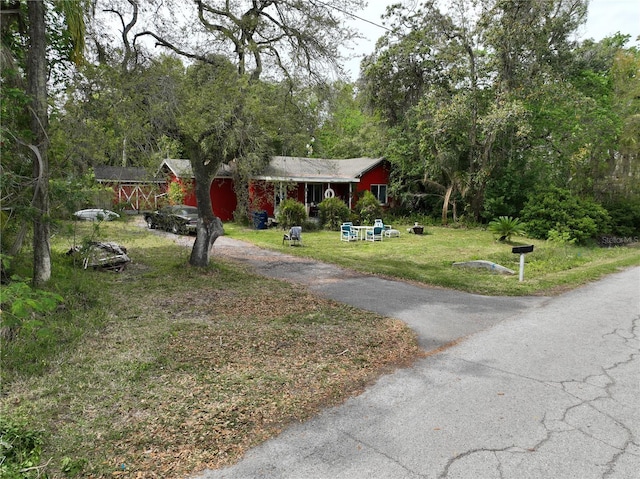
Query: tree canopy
1,0,638,276
360,0,638,224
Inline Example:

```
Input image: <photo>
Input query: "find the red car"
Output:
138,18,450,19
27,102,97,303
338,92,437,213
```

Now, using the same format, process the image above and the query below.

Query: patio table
351,225,374,241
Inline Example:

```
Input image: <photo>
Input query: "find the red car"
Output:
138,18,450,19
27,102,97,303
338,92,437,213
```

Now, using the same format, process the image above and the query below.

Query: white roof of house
157,159,233,179
253,156,385,183
157,156,385,183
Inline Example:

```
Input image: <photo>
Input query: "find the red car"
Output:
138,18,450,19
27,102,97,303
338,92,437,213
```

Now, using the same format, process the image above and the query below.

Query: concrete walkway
177,234,640,479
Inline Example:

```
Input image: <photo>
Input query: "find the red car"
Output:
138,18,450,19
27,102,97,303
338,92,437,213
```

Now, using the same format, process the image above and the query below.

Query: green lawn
223,222,640,296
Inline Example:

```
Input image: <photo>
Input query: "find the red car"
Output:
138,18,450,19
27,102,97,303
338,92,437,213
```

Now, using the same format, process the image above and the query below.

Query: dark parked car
144,205,199,235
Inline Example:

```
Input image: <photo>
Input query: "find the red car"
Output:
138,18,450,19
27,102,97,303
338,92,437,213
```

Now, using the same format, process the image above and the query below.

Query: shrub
318,197,350,231
167,181,185,205
276,199,307,229
355,190,383,225
521,187,610,244
488,216,526,242
604,198,640,237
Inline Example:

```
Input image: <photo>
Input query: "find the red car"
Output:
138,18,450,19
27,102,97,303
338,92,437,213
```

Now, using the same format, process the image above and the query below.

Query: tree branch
134,31,216,64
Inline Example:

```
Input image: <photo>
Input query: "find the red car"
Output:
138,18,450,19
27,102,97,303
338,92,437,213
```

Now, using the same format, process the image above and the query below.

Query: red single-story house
97,157,390,221
249,156,391,218
156,156,391,222
94,166,166,211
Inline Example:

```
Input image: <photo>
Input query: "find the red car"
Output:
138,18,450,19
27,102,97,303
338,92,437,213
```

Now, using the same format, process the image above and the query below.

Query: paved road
170,234,640,479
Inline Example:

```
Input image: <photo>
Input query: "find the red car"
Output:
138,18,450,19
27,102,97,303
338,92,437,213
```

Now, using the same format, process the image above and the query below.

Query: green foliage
482,160,538,221
358,2,638,223
355,190,383,225
318,197,350,231
49,173,111,220
313,82,386,158
167,181,186,205
488,216,527,242
0,280,64,339
0,415,45,479
604,197,640,237
60,456,87,476
50,56,187,173
521,188,611,244
276,199,306,229
547,228,578,246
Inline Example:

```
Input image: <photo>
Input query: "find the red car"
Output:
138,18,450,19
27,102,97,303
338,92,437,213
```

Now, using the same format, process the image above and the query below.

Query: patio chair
374,218,399,238
341,223,358,242
384,225,401,238
283,226,303,246
366,225,384,242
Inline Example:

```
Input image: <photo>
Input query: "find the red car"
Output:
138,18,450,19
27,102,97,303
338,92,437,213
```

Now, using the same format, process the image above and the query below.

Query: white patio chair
341,223,358,242
283,226,303,246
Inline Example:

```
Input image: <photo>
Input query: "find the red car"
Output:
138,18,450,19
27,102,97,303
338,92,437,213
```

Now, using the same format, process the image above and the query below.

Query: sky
341,0,640,79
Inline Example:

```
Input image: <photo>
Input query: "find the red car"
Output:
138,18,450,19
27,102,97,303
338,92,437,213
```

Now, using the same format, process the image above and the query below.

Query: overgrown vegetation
0,277,63,342
603,197,640,237
521,187,611,244
0,220,421,478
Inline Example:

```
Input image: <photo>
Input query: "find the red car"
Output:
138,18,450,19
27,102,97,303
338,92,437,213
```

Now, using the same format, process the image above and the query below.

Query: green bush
521,187,610,244
318,197,350,231
167,181,186,205
488,216,526,242
355,190,383,225
276,199,307,229
604,198,640,237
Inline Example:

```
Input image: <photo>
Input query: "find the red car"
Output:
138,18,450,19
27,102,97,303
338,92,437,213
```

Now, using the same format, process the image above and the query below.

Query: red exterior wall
355,162,391,205
210,178,236,221
180,178,197,206
169,176,236,222
248,181,276,216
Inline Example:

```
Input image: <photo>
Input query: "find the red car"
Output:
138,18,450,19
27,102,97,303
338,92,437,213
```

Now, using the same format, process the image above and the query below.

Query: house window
371,184,388,204
306,184,323,205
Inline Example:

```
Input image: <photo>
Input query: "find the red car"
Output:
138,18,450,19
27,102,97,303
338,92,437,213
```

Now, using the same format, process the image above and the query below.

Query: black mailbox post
512,245,534,254
512,245,534,281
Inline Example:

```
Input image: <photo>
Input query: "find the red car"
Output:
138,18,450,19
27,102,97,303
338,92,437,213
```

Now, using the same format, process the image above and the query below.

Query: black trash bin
252,211,268,230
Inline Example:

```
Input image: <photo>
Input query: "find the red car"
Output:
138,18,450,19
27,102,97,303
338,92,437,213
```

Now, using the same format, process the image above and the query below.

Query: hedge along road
157,224,640,479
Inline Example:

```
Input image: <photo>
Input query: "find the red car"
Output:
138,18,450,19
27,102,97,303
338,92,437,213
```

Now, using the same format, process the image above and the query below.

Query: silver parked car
73,208,120,221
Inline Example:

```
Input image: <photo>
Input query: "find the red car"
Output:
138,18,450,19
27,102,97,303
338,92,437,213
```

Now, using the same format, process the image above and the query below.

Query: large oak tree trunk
442,185,453,226
188,155,224,267
27,0,51,285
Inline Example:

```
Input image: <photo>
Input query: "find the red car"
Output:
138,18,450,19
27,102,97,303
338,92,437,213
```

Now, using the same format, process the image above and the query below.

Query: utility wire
314,0,394,32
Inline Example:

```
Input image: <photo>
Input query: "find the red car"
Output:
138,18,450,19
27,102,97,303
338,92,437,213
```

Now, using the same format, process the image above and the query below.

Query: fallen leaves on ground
5,259,422,478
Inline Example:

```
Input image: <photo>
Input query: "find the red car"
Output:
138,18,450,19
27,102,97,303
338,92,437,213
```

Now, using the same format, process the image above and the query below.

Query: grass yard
225,222,640,296
0,219,421,478
2,217,638,478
